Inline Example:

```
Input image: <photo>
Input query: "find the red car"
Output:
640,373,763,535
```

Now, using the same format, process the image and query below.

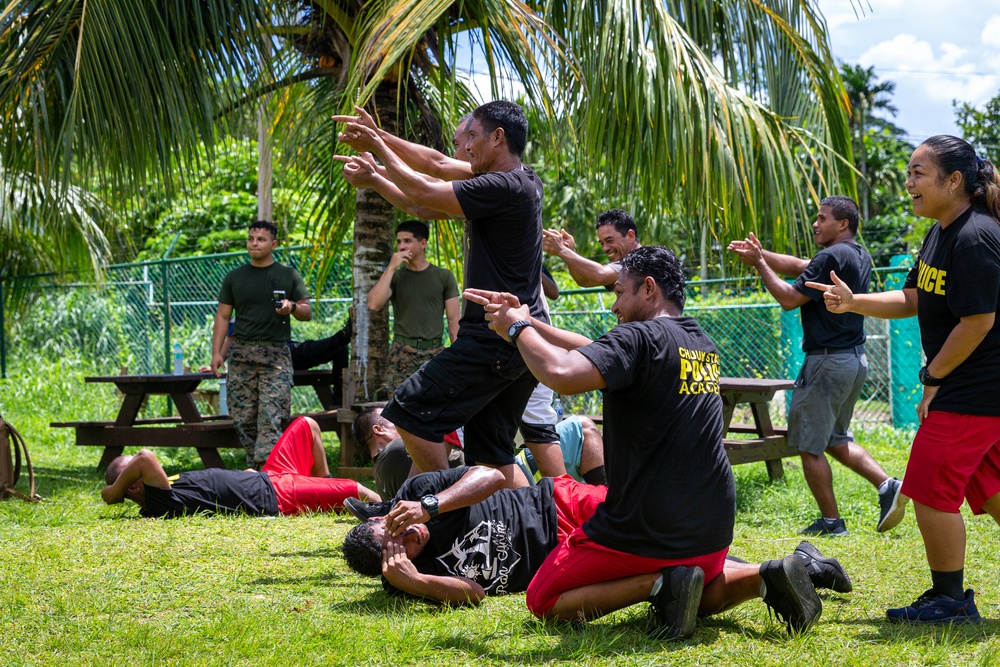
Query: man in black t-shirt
461,246,824,638
342,466,850,612
335,102,545,488
101,417,379,518
729,197,904,537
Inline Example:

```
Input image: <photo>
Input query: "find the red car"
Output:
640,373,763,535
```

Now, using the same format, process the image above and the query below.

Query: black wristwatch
919,365,944,386
507,320,534,342
290,302,298,313
420,494,439,517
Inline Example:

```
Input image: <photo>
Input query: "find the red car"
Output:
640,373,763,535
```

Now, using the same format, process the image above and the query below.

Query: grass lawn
3,363,1000,666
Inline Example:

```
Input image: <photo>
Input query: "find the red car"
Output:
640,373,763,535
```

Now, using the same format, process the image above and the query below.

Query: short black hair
595,209,638,239
342,522,382,576
472,101,528,157
620,246,686,312
819,196,860,235
352,406,384,458
105,456,130,485
396,220,430,241
249,220,278,240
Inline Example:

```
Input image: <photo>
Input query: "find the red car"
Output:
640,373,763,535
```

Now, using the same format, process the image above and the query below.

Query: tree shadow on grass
27,464,102,496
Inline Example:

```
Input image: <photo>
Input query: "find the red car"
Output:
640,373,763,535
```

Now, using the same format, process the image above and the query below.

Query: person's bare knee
577,416,604,474
398,426,449,472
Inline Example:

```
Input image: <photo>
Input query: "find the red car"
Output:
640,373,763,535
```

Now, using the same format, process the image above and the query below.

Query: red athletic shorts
263,417,358,515
527,476,728,617
551,475,607,541
901,411,1000,514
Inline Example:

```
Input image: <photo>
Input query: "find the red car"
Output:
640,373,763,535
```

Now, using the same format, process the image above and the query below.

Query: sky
817,0,1000,143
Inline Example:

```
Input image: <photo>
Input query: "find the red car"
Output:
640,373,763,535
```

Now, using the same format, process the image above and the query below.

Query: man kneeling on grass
342,465,851,637
102,416,380,518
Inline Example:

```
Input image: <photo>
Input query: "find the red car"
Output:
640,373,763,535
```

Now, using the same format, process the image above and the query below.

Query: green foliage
9,288,135,370
955,95,1000,163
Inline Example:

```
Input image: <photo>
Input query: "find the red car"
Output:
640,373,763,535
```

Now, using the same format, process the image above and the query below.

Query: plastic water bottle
173,343,184,375
553,396,564,421
218,378,228,415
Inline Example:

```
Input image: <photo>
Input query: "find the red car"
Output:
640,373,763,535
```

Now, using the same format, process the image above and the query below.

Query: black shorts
382,335,537,465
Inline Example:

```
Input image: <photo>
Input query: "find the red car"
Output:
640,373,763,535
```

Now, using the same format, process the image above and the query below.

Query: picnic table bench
719,377,796,479
51,370,345,470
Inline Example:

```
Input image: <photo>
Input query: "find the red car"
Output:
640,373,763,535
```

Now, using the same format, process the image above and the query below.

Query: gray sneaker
877,477,908,532
799,517,848,537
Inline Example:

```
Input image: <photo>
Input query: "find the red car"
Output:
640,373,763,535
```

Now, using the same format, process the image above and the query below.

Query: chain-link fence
1,253,922,427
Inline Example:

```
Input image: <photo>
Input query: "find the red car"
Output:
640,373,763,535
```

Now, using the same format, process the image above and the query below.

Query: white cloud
982,15,1000,47
860,34,997,106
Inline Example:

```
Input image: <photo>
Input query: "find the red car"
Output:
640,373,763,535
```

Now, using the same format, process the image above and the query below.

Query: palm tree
839,62,899,219
1,0,854,399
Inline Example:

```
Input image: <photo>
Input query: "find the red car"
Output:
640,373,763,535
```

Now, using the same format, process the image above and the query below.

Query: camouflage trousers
228,341,293,469
384,341,443,397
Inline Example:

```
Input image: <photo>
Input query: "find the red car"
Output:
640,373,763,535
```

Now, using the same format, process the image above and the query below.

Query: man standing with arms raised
728,197,904,536
336,101,547,488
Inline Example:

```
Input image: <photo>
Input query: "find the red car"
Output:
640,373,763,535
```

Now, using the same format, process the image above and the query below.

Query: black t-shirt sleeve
452,173,511,220
793,252,836,301
578,326,640,392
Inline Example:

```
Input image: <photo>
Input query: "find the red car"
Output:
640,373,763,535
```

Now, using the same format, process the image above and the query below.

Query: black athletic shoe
648,565,704,641
793,541,853,593
799,516,848,537
344,497,393,522
760,555,823,634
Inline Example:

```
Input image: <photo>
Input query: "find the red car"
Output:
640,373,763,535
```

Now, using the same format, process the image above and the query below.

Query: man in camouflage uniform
211,221,312,469
367,220,460,396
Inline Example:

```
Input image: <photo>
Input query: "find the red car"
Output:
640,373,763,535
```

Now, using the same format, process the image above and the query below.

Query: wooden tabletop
719,377,795,392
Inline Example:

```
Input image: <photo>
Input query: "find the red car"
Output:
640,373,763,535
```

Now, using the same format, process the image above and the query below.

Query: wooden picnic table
719,377,796,479
51,370,345,470
582,377,795,479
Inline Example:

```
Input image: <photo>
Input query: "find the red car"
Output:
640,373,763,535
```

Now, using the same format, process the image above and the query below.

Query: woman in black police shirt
806,135,1000,626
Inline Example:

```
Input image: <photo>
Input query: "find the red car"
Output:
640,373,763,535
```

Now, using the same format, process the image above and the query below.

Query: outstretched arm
333,107,473,181
804,271,918,319
381,542,486,605
463,289,606,395
543,229,618,287
335,126,464,218
728,233,809,310
338,153,456,220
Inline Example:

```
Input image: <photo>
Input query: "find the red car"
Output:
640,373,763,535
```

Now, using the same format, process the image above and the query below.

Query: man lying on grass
101,416,380,518
342,465,851,637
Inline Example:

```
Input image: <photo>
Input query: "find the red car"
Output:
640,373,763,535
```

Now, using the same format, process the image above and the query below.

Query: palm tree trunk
349,83,399,402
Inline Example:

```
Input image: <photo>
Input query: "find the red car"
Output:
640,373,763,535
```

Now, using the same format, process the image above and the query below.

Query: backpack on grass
0,413,40,502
